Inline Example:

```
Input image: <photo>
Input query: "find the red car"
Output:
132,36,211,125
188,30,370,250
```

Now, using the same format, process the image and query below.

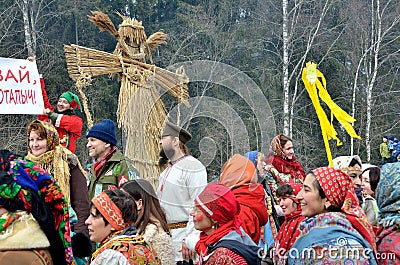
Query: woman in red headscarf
273,183,304,265
265,134,305,200
219,154,269,243
191,183,261,265
288,167,377,265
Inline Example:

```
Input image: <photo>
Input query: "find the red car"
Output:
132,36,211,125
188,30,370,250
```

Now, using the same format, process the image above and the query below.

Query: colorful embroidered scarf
376,162,400,228
26,120,72,203
312,167,376,254
267,135,305,182
92,191,127,230
0,153,74,265
91,227,160,264
275,183,304,259
220,154,257,188
93,145,118,177
290,212,377,265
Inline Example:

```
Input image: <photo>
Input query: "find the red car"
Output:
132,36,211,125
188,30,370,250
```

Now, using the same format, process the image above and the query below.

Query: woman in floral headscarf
0,150,74,265
288,167,377,265
265,134,305,199
25,120,89,236
375,162,400,264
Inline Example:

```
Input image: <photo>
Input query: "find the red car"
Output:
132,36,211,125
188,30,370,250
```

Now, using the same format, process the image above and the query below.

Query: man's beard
158,148,175,167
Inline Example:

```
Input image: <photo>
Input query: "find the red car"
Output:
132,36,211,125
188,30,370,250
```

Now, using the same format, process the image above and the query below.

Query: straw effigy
64,11,189,187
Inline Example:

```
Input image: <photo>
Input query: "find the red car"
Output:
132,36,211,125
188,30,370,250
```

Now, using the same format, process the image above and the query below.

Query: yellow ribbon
302,62,361,167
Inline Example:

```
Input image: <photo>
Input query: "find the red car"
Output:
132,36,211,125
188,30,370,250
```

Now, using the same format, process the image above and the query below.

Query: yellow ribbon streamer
302,62,362,167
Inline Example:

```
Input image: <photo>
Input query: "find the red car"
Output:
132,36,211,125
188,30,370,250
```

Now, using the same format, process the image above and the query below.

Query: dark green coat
88,150,139,199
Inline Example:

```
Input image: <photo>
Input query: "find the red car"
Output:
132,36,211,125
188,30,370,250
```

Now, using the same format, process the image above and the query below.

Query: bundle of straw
64,44,189,101
64,43,189,187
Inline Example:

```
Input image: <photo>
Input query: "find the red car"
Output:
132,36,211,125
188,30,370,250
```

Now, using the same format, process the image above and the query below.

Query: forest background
0,0,399,177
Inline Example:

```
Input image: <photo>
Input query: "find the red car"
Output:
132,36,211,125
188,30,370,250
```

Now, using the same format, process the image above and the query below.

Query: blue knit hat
86,119,117,146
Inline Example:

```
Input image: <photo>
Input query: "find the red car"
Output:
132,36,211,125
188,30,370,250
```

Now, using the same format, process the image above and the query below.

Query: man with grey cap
86,119,139,199
157,119,207,265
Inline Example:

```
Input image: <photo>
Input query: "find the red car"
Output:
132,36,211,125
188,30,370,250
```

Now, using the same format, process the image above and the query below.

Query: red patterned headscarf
312,167,376,253
92,192,127,231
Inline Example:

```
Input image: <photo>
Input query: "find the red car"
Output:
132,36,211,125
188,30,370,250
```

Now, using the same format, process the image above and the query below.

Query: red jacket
38,78,83,153
232,184,269,243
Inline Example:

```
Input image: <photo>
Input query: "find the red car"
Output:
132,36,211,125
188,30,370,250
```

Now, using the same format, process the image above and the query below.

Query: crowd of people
0,58,398,264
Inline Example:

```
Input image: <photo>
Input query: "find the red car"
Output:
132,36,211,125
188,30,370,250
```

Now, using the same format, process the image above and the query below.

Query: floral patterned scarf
91,226,160,264
312,167,376,254
0,152,74,265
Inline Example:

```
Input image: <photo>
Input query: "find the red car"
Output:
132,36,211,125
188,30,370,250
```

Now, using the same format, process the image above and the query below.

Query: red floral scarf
312,167,376,254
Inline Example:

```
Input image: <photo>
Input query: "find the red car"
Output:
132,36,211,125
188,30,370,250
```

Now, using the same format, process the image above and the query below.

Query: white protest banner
0,57,44,114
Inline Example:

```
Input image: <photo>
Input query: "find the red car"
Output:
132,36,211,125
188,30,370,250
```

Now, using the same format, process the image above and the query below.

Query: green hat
59,92,82,110
161,120,192,144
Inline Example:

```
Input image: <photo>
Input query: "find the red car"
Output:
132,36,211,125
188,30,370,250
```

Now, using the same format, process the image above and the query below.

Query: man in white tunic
157,120,207,265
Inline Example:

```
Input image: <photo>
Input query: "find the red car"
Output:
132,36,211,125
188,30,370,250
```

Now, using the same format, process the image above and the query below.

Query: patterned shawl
312,167,376,254
26,120,71,203
289,212,377,265
91,226,160,265
0,153,74,265
267,134,305,182
376,162,400,228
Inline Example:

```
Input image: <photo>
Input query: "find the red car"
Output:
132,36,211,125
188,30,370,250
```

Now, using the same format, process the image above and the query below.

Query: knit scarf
93,146,117,177
25,146,71,203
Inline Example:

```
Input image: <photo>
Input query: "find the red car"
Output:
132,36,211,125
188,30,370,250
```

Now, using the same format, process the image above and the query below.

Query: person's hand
27,56,36,62
181,241,195,260
43,108,51,115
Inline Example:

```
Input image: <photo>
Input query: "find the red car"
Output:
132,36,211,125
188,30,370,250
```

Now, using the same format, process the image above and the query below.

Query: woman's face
282,140,294,160
29,130,48,156
85,206,113,243
190,206,214,235
279,196,298,216
347,164,362,189
361,171,374,196
297,174,327,217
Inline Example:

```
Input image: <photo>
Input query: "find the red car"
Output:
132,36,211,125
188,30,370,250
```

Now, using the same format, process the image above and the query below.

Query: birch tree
14,0,61,57
347,0,400,161
280,0,344,136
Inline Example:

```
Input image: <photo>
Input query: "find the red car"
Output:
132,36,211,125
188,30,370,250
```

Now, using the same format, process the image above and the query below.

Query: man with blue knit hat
86,119,139,199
